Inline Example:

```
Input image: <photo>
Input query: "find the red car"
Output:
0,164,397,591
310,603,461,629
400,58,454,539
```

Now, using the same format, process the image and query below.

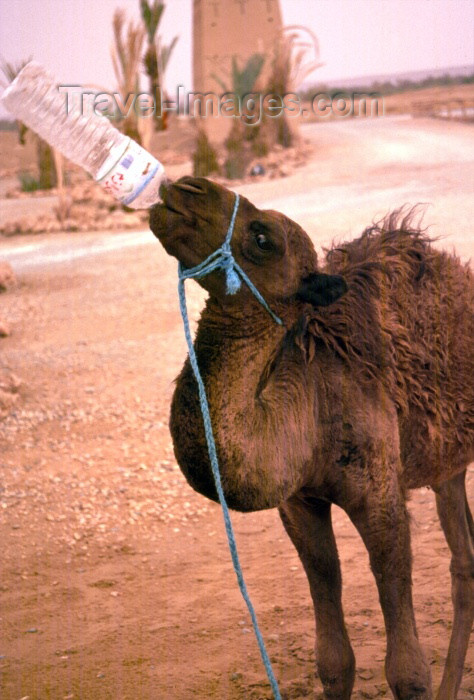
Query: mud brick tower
192,0,283,141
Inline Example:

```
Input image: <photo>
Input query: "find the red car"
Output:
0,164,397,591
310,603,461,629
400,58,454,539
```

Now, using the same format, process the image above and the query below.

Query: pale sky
0,0,473,105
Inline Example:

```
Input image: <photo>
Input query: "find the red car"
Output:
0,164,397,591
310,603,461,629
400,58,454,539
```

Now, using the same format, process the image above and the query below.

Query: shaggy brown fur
322,213,473,416
308,211,474,486
149,177,474,700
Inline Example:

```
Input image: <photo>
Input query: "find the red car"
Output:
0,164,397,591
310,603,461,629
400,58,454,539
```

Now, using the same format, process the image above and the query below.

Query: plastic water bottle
0,62,166,209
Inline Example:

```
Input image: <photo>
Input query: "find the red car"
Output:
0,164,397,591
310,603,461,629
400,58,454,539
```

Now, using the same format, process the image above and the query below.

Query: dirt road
0,117,473,700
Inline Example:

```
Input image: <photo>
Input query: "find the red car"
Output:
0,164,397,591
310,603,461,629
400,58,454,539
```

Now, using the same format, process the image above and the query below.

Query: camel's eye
255,232,273,251
250,221,274,253
244,219,286,265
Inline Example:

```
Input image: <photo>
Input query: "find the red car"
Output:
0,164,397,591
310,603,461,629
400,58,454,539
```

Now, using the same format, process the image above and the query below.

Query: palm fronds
111,8,145,141
111,9,145,99
140,1,178,131
270,25,323,94
140,0,164,44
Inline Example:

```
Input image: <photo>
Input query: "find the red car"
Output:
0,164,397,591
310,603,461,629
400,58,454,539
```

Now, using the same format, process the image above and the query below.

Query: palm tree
212,53,265,179
111,9,145,143
266,26,322,147
140,0,178,131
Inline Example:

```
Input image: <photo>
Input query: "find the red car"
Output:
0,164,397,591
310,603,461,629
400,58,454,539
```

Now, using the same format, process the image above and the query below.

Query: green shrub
224,152,248,179
246,124,270,157
224,122,251,179
18,172,41,192
193,129,220,177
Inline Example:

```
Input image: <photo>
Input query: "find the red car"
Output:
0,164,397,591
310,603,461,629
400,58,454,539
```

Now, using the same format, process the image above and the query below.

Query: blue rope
178,194,283,326
177,193,282,700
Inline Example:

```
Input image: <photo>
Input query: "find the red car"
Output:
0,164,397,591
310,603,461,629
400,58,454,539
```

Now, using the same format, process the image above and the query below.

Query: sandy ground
0,116,473,700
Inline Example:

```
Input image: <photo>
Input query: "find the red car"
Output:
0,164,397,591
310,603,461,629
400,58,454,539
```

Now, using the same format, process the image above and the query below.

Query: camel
149,176,474,700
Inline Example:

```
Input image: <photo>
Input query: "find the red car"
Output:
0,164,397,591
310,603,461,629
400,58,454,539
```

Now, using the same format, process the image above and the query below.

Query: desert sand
0,114,473,699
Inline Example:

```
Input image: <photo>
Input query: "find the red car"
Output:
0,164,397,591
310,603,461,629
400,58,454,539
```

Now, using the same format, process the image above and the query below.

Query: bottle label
97,140,164,206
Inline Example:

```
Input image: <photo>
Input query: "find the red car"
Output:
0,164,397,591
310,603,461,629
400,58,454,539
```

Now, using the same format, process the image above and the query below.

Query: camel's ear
296,273,348,307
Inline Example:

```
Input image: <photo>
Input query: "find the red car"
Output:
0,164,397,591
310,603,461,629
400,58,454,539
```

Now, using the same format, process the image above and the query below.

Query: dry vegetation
0,114,315,235
0,96,473,700
383,82,474,116
301,82,474,121
0,82,472,237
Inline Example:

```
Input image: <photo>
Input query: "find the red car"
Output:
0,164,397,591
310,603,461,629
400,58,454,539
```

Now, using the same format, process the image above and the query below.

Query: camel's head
150,176,347,322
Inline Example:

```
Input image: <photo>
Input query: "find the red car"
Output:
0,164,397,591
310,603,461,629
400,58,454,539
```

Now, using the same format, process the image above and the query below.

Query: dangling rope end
225,268,241,295
175,191,282,700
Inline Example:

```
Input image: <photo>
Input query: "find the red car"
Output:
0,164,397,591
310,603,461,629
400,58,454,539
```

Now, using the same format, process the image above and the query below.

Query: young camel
149,176,474,700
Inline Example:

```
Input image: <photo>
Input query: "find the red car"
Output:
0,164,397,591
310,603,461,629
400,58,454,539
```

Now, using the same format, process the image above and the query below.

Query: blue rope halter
177,193,282,700
178,193,283,325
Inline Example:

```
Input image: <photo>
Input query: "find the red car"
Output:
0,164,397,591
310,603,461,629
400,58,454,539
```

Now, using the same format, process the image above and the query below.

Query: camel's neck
171,299,319,511
193,300,283,388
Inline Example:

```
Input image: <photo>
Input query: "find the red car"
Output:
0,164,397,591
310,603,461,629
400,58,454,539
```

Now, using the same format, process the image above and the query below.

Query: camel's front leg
346,481,432,700
279,495,355,700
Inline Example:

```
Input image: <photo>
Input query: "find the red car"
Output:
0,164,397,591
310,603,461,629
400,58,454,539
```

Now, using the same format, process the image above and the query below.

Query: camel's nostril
175,177,207,194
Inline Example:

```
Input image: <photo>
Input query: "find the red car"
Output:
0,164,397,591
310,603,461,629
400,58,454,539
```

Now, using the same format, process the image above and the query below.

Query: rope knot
178,193,282,324
221,247,241,295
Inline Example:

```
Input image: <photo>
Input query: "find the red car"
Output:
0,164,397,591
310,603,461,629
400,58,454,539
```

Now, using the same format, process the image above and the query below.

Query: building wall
192,0,283,141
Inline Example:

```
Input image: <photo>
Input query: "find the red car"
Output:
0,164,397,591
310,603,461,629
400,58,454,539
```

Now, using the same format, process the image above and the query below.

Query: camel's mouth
150,177,240,275
158,181,195,219
150,181,212,269
149,182,198,250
